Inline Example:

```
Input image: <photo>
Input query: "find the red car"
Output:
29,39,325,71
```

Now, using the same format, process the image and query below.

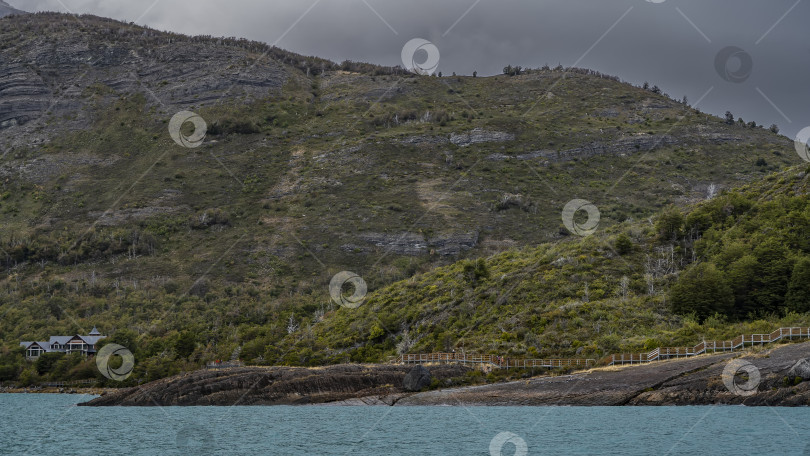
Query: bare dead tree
286,316,299,334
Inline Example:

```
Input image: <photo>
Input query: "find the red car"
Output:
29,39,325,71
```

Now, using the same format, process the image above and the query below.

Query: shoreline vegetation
6,324,808,395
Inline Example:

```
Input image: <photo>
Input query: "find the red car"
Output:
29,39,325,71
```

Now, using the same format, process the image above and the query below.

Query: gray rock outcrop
450,129,514,146
0,13,287,148
403,365,432,392
79,364,466,406
486,132,745,164
787,358,810,381
359,231,478,256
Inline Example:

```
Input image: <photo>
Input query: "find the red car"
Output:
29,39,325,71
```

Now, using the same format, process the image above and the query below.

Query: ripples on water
1,394,809,455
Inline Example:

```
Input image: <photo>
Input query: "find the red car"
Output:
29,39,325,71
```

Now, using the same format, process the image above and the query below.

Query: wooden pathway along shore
396,326,810,370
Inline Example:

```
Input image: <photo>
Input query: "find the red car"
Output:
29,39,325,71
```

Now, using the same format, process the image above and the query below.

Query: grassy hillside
0,13,806,385
276,165,810,366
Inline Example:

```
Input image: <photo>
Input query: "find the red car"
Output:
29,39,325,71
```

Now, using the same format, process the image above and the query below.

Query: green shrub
615,234,633,255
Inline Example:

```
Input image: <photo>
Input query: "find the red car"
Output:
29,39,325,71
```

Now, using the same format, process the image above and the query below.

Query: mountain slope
0,13,805,384
280,165,810,365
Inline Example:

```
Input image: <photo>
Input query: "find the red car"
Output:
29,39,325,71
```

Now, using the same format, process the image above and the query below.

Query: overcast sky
10,0,810,139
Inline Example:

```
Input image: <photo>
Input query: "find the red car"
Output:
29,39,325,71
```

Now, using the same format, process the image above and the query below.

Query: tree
655,207,684,242
472,71,477,77
615,233,633,255
769,124,780,134
750,240,792,314
35,352,64,376
618,276,630,300
287,316,299,334
502,65,522,76
174,331,196,359
651,85,662,94
785,257,810,313
670,263,734,320
0,364,17,382
462,258,489,285
643,82,649,90
368,323,385,341
725,111,734,125
108,329,139,353
18,366,40,387
726,254,758,317
47,297,65,320
685,211,712,237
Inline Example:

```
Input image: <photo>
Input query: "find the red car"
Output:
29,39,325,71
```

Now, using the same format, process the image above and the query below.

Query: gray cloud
9,0,810,138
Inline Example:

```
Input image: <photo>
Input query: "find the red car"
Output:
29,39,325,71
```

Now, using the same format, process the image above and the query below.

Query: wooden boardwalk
396,327,810,370
396,352,596,369
41,379,97,387
606,326,810,366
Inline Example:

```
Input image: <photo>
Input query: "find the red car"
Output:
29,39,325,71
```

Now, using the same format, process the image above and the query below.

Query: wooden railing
396,352,595,369
395,327,810,370
607,327,810,366
41,379,97,387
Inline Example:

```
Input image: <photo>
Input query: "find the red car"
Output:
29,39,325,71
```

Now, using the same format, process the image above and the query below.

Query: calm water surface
1,394,809,455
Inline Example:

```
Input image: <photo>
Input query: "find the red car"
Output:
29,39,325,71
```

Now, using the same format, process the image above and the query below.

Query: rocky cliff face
0,13,289,149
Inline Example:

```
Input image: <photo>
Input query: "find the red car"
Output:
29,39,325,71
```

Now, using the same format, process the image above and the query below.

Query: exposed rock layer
79,364,468,406
0,13,287,148
81,341,810,407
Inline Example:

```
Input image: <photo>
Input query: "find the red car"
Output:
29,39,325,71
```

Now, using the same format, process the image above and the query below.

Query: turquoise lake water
1,394,809,455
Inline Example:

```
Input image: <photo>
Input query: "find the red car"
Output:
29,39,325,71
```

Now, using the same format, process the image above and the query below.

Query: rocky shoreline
78,364,469,406
78,341,810,407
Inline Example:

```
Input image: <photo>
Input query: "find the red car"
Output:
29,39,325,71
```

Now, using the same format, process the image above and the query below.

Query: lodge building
19,327,106,360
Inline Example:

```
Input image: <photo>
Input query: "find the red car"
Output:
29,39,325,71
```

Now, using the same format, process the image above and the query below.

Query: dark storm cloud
10,0,810,138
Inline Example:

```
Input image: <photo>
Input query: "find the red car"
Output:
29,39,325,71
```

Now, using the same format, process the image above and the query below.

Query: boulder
787,358,810,381
403,365,432,392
